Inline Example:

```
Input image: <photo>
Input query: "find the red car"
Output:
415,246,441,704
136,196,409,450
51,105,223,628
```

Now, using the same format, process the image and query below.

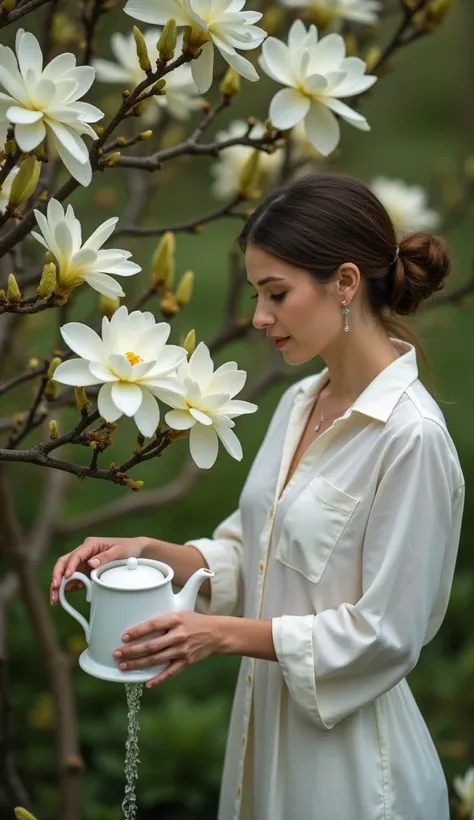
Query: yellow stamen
125,351,143,366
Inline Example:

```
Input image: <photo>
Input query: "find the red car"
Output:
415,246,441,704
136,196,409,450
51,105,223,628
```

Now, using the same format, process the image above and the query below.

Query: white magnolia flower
211,120,283,199
260,19,376,156
0,164,19,212
93,30,202,122
371,177,441,237
31,199,141,299
124,0,267,94
53,306,188,438
0,29,103,187
164,342,257,469
453,768,474,817
279,0,380,26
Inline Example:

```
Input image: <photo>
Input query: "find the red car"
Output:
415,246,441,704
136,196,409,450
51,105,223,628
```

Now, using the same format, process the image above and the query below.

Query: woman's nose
252,300,275,331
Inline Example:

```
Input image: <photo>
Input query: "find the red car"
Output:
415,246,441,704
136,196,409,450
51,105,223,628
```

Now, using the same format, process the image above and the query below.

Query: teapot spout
174,567,214,612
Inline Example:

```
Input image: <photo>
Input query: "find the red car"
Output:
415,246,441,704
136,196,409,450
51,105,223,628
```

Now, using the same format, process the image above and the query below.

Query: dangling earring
341,300,350,333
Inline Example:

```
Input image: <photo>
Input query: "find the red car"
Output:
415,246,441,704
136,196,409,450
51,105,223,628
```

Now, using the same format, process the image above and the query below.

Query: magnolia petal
269,88,310,130
133,387,161,437
63,65,95,101
98,382,123,423
17,31,43,80
81,216,119,252
47,119,89,162
49,130,92,187
191,41,214,94
14,119,46,151
89,361,119,382
189,407,213,426
33,77,56,109
108,353,133,381
134,323,172,361
307,33,345,76
183,377,202,407
111,381,143,417
325,97,370,131
107,260,141,276
53,358,103,387
259,38,293,86
215,424,243,461
70,247,97,272
0,63,30,106
72,100,104,123
216,46,259,83
189,423,219,469
93,59,131,84
123,0,187,25
60,322,104,360
165,409,195,430
304,102,340,157
218,398,258,418
189,342,214,387
82,271,125,298
148,344,187,376
149,385,187,409
6,105,43,124
209,368,246,397
54,220,74,261
42,52,76,81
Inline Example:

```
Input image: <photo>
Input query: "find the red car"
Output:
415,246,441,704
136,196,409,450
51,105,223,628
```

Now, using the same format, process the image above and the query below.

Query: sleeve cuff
272,615,330,730
185,537,243,617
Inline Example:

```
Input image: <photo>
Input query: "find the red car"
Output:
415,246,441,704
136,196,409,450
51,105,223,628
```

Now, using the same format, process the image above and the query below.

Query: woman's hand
50,536,147,605
112,610,221,688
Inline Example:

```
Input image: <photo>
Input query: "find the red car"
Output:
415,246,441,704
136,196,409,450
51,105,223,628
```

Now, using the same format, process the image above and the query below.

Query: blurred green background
1,1,474,818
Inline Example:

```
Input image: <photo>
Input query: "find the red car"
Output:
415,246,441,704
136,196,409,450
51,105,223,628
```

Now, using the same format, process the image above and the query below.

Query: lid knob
127,557,138,571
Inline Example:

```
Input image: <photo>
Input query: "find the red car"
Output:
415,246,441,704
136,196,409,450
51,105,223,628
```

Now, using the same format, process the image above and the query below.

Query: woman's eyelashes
251,292,287,303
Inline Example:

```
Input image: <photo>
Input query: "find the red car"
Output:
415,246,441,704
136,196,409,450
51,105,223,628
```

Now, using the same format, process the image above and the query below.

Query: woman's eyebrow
246,276,286,287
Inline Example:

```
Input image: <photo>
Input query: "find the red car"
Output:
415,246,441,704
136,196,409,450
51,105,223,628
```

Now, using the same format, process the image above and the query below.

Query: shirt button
259,561,265,573
236,786,242,796
247,674,252,684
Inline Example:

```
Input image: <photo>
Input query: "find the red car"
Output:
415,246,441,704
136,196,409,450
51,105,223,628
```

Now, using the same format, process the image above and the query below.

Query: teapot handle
59,572,92,642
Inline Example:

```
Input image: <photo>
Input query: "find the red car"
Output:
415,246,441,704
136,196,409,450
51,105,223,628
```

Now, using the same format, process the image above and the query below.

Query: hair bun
389,232,451,315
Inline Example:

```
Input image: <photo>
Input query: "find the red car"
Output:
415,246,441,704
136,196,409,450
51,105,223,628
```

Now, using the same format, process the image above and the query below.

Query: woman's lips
273,336,290,349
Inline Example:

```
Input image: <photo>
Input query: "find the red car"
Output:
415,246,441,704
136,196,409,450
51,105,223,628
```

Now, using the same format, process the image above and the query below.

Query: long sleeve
185,508,245,617
272,418,465,730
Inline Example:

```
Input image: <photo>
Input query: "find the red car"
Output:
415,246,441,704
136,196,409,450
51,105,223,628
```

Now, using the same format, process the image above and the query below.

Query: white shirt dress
187,340,465,820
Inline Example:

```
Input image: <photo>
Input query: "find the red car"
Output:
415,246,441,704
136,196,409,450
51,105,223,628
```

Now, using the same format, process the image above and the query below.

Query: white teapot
59,557,214,683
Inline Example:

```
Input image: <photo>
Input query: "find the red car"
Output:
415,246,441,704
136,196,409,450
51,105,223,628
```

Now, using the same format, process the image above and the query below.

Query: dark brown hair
239,173,451,374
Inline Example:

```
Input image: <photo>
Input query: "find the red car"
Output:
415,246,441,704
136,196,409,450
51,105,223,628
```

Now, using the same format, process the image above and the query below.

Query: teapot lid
100,557,165,590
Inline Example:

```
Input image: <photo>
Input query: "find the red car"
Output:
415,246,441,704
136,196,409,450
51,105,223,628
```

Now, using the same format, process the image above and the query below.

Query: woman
51,173,465,820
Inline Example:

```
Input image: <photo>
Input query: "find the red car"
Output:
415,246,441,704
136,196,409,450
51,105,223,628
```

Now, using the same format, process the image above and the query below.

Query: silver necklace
314,404,351,433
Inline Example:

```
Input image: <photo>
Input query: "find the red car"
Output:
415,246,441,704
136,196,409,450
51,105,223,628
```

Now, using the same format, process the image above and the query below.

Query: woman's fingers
146,660,183,688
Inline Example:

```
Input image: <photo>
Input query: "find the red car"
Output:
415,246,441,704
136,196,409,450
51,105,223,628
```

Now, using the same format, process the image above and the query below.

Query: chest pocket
275,474,359,584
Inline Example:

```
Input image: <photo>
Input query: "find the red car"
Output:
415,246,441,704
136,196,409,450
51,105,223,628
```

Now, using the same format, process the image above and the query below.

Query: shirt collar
296,338,419,424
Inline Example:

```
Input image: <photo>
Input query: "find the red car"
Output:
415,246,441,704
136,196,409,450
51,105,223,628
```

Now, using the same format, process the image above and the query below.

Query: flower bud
1,0,17,13
175,270,194,307
183,25,209,55
133,26,152,73
138,129,153,141
0,289,5,303
425,0,454,27
157,18,178,63
183,329,196,358
103,151,121,167
37,262,57,299
220,67,240,99
49,420,59,439
238,150,261,197
5,138,16,156
7,273,21,303
8,155,41,207
47,356,62,380
160,291,180,318
151,79,167,95
14,809,38,820
99,294,120,318
125,479,145,491
74,387,90,413
364,46,381,73
151,231,175,292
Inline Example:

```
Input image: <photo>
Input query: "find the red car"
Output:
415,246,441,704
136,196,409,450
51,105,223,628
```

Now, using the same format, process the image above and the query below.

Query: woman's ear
336,262,360,304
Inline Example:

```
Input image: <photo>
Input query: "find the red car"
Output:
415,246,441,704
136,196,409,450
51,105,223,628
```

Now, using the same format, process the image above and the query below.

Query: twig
0,0,54,28
115,195,245,238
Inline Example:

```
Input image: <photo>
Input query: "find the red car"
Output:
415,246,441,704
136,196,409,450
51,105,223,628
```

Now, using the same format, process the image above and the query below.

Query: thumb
88,546,123,568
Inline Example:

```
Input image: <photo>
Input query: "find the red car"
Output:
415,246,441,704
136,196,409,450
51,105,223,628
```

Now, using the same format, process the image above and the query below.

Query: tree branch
0,0,54,27
115,194,245,238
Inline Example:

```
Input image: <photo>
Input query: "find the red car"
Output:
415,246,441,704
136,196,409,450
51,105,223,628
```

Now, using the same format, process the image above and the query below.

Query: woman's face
246,245,343,366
